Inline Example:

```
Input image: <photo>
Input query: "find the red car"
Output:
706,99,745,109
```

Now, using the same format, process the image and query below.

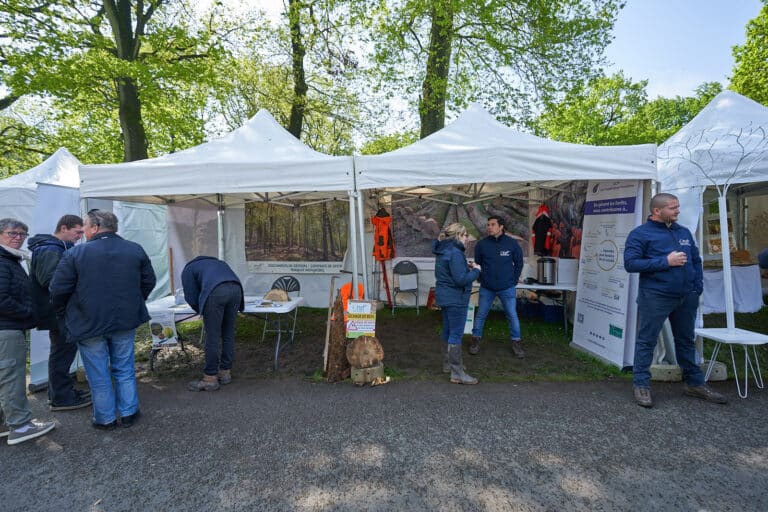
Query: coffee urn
537,257,557,285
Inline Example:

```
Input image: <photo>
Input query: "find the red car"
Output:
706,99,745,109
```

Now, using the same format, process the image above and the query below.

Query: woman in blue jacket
432,223,481,384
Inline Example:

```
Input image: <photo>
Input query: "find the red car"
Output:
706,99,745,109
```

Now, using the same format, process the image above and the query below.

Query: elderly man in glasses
50,210,156,430
0,218,57,445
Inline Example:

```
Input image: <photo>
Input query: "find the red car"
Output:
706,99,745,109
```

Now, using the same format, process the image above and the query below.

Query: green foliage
0,0,230,164
534,73,723,145
359,131,419,154
356,0,622,133
731,2,768,106
0,109,49,176
533,72,649,145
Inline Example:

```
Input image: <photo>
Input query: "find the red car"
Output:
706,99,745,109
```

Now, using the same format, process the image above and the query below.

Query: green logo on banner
609,324,623,338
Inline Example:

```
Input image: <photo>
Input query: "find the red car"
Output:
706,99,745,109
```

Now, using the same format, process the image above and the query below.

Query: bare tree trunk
287,0,308,139
116,78,148,161
0,95,19,111
419,0,454,139
103,0,154,161
321,203,329,260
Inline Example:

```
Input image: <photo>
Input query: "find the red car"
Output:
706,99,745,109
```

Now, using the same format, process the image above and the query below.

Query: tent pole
217,193,225,261
718,195,736,331
347,190,359,298
356,190,370,299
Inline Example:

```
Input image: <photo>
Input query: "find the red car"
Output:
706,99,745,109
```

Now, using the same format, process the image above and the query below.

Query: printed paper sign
346,300,377,338
149,311,178,348
464,304,475,334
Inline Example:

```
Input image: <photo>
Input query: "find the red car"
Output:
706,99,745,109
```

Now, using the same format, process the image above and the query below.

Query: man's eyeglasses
3,231,28,239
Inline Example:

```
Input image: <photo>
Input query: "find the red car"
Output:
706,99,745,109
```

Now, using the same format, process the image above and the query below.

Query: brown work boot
469,336,481,355
188,375,220,392
510,339,525,359
218,369,232,385
683,384,728,404
633,386,653,408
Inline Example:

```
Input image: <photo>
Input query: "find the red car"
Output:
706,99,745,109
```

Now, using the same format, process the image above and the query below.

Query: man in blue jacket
624,193,726,408
182,256,244,391
28,214,91,411
50,210,156,429
470,216,525,358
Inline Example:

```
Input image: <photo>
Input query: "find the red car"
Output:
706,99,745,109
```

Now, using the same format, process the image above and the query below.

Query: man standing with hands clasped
624,193,727,408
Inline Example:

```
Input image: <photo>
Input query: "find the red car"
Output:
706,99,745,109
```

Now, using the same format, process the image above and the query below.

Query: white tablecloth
147,295,304,315
702,265,764,314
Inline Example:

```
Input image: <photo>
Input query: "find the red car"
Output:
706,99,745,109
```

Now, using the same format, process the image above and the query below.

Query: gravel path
2,378,766,511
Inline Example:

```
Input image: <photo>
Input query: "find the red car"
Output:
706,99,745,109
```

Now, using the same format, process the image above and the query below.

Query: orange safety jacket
371,214,395,261
331,281,365,322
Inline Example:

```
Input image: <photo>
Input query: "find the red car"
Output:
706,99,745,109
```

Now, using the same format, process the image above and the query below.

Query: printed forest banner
391,182,588,259
245,201,348,273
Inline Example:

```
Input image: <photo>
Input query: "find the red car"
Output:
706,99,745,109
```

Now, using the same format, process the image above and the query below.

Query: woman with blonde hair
432,223,481,384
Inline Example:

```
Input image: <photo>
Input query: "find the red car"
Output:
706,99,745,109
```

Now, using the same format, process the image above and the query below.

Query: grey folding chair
392,260,419,315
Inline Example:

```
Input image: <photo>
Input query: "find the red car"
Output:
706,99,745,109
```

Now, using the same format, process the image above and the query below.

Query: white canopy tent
658,90,768,331
1,148,171,389
80,110,360,305
658,91,768,232
354,104,657,367
355,103,658,194
0,148,81,235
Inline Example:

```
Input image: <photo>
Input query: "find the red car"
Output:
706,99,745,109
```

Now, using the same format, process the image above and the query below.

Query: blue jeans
633,288,703,388
0,330,32,428
441,305,468,345
472,287,521,340
78,329,139,425
202,282,241,376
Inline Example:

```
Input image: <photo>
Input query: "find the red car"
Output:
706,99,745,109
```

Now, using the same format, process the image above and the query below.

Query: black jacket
28,234,72,330
181,256,244,314
0,245,36,330
49,232,156,341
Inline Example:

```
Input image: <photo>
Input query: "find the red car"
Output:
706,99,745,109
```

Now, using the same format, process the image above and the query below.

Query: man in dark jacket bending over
624,193,726,408
182,256,244,392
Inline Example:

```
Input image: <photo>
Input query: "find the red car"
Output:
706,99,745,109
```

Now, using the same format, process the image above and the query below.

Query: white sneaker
7,419,56,445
